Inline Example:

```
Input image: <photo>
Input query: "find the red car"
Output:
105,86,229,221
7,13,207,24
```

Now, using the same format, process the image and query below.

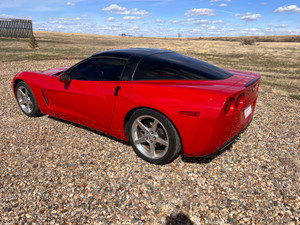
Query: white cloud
48,15,88,28
276,24,288,28
49,16,87,23
194,19,209,24
107,17,116,22
123,16,140,21
102,24,122,32
186,18,194,22
245,28,257,31
233,13,242,17
212,20,224,24
240,12,261,22
155,19,165,23
219,4,227,7
102,4,151,17
0,14,32,20
130,8,151,17
169,18,223,26
131,26,140,30
171,20,180,24
261,2,267,5
66,2,75,6
184,8,216,17
103,4,128,14
274,5,300,13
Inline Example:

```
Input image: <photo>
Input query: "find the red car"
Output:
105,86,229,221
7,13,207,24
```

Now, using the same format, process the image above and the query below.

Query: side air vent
41,90,49,106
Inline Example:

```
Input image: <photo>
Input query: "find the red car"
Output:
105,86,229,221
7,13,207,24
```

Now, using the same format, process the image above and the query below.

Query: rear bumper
202,117,253,159
183,107,255,157
182,80,259,157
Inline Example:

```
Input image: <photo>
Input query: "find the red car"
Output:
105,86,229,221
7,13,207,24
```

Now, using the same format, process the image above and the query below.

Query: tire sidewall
126,108,181,165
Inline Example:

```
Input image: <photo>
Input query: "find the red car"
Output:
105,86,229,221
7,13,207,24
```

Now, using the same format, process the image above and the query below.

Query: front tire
126,108,181,165
15,81,42,117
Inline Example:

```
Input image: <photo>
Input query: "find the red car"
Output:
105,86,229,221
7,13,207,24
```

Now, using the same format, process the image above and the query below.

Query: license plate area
244,104,252,119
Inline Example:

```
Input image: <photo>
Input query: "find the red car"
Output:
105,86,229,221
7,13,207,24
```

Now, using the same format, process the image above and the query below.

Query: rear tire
126,108,181,165
15,81,42,117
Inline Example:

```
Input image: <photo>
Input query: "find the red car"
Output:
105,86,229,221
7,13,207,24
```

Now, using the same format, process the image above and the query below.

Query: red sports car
12,48,261,164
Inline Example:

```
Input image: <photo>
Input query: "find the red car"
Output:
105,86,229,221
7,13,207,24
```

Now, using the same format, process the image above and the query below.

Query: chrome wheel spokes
132,116,169,159
17,86,33,114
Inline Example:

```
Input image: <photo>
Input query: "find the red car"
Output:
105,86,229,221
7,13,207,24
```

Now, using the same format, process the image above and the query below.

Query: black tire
126,108,181,165
15,81,42,117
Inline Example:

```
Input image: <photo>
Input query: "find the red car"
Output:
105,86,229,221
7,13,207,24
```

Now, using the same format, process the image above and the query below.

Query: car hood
41,67,70,76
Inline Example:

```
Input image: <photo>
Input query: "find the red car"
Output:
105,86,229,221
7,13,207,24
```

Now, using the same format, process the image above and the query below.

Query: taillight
235,93,244,109
225,93,245,114
224,98,235,114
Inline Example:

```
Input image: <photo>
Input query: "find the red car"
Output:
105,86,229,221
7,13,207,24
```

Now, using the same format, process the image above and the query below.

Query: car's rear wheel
15,81,42,117
126,108,181,165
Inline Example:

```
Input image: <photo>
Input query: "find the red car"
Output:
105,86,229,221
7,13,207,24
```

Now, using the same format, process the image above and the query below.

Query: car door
48,57,126,130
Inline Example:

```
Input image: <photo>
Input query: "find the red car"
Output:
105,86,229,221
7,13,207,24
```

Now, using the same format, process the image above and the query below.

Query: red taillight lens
235,93,244,109
224,98,234,114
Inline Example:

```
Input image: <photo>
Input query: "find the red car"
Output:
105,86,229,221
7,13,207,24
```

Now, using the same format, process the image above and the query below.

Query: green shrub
290,94,300,100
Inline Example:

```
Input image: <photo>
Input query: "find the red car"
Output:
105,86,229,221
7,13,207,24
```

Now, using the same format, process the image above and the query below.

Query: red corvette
12,48,261,164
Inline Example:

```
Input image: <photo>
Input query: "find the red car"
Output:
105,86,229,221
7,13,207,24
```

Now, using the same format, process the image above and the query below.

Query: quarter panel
109,81,224,150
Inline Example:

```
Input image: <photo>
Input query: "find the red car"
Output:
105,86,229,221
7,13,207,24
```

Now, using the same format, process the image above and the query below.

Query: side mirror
60,73,70,83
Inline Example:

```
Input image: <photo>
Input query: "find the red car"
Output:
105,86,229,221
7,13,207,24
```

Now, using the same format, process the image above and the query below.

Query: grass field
199,35,300,43
1,31,299,99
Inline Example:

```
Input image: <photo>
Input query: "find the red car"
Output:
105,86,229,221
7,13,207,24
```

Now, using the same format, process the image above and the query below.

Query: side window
133,53,233,81
70,58,126,81
133,57,184,80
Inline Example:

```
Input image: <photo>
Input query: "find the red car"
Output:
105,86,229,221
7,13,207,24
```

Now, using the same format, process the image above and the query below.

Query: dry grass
1,31,299,99
199,35,300,43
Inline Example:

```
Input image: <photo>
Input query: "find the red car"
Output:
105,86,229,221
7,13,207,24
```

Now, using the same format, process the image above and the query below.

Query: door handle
114,86,121,96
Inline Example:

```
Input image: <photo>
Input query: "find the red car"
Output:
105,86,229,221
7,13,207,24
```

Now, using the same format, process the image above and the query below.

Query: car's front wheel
15,81,42,117
126,108,181,164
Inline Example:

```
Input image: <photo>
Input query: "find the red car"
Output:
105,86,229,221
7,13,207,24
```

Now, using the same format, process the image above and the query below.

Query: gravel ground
1,60,299,224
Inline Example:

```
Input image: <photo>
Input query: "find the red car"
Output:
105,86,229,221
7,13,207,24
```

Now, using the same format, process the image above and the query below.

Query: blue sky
1,0,300,37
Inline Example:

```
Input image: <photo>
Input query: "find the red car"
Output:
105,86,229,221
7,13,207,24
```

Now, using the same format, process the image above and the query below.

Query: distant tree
178,33,182,38
28,35,39,49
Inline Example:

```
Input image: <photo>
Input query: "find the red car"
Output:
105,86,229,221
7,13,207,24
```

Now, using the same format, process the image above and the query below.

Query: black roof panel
92,48,173,59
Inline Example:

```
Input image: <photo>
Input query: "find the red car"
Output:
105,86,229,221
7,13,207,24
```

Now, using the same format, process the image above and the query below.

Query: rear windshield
133,52,233,80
